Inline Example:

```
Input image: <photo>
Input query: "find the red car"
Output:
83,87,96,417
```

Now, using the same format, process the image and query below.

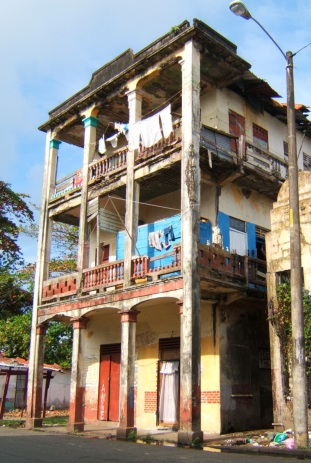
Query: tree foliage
0,313,72,368
45,322,73,369
0,312,32,359
0,180,34,270
0,183,77,367
271,282,311,395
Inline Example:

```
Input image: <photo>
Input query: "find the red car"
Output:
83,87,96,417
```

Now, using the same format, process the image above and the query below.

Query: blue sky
2,0,311,263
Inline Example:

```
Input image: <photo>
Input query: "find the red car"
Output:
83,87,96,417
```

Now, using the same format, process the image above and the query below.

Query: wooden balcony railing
245,140,288,180
135,121,182,163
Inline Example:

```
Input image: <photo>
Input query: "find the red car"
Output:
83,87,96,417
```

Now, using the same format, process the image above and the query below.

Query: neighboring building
26,19,311,442
0,354,68,417
266,171,311,429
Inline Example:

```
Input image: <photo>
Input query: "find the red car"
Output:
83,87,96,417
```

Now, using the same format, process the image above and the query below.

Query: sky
1,0,311,263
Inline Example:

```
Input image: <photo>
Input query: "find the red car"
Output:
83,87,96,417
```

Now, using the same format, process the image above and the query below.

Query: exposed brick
201,391,220,404
144,391,157,413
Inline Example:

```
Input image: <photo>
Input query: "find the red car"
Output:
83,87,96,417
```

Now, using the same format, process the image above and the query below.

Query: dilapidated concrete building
266,171,311,429
27,19,311,442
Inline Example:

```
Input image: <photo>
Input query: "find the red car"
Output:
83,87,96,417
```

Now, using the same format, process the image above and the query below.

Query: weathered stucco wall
266,171,311,428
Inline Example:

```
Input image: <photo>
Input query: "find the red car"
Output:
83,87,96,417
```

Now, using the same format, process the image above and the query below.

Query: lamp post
229,1,308,448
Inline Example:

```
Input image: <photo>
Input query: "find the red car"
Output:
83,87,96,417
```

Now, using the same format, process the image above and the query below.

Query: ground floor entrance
98,343,121,421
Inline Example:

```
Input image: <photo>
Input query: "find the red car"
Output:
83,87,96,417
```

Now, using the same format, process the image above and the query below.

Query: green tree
0,180,34,271
45,322,73,369
0,184,76,367
271,282,311,398
0,312,31,359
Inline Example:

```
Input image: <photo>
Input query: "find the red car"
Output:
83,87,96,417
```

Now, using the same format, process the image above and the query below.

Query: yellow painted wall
201,302,221,433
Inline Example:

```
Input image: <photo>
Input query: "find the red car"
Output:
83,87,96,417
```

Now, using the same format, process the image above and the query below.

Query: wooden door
98,350,120,421
102,244,109,264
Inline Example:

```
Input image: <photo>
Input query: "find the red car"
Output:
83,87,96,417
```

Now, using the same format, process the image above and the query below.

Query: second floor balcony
41,243,266,304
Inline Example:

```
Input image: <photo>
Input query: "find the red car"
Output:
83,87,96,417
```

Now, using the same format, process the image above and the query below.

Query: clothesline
98,104,173,154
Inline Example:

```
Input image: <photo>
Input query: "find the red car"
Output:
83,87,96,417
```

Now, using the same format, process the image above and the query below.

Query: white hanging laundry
208,149,213,168
148,230,163,251
159,104,173,139
114,122,129,136
98,135,106,154
140,113,162,147
128,121,142,150
106,132,119,148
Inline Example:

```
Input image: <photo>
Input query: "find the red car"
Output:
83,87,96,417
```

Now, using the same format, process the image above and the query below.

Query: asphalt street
0,427,308,463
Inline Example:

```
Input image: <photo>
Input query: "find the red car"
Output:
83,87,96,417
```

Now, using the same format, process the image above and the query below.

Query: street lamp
229,0,308,448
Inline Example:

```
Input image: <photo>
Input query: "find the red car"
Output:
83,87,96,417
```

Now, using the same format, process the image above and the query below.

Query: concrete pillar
123,90,142,286
68,317,88,432
77,113,99,279
178,39,202,445
26,323,47,428
116,309,139,439
27,133,60,428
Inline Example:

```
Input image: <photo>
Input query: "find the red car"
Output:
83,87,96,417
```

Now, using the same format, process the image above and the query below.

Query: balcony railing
89,149,127,183
41,272,78,300
82,260,125,291
245,140,288,180
41,244,266,303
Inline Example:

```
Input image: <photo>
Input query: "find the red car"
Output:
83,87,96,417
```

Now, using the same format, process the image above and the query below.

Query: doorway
98,343,121,421
158,337,180,427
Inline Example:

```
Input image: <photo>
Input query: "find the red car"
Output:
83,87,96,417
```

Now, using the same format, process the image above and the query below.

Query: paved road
0,427,306,463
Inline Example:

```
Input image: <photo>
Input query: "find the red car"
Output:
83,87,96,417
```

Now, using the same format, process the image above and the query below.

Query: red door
98,351,120,421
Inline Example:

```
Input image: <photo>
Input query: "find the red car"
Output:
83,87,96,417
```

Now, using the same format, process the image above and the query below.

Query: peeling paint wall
220,183,272,229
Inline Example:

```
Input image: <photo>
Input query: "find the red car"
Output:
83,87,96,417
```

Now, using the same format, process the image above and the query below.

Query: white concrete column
116,309,139,439
123,91,142,286
178,39,202,445
68,317,88,432
77,114,99,277
26,132,60,428
26,323,47,428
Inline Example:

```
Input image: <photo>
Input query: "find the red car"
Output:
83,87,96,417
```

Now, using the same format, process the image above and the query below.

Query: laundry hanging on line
128,104,173,150
162,225,175,249
148,230,163,251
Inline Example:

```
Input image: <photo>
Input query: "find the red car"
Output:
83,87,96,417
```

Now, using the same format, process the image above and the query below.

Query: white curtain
159,361,179,423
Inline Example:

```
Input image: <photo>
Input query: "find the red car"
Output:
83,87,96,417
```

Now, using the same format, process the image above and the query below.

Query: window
253,123,268,151
230,217,246,233
229,110,245,152
229,217,247,256
303,152,311,171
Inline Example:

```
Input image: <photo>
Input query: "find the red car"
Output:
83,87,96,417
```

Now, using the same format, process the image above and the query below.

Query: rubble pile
222,430,297,450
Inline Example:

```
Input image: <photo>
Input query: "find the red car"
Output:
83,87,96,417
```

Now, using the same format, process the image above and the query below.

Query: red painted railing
41,245,265,302
82,260,124,290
